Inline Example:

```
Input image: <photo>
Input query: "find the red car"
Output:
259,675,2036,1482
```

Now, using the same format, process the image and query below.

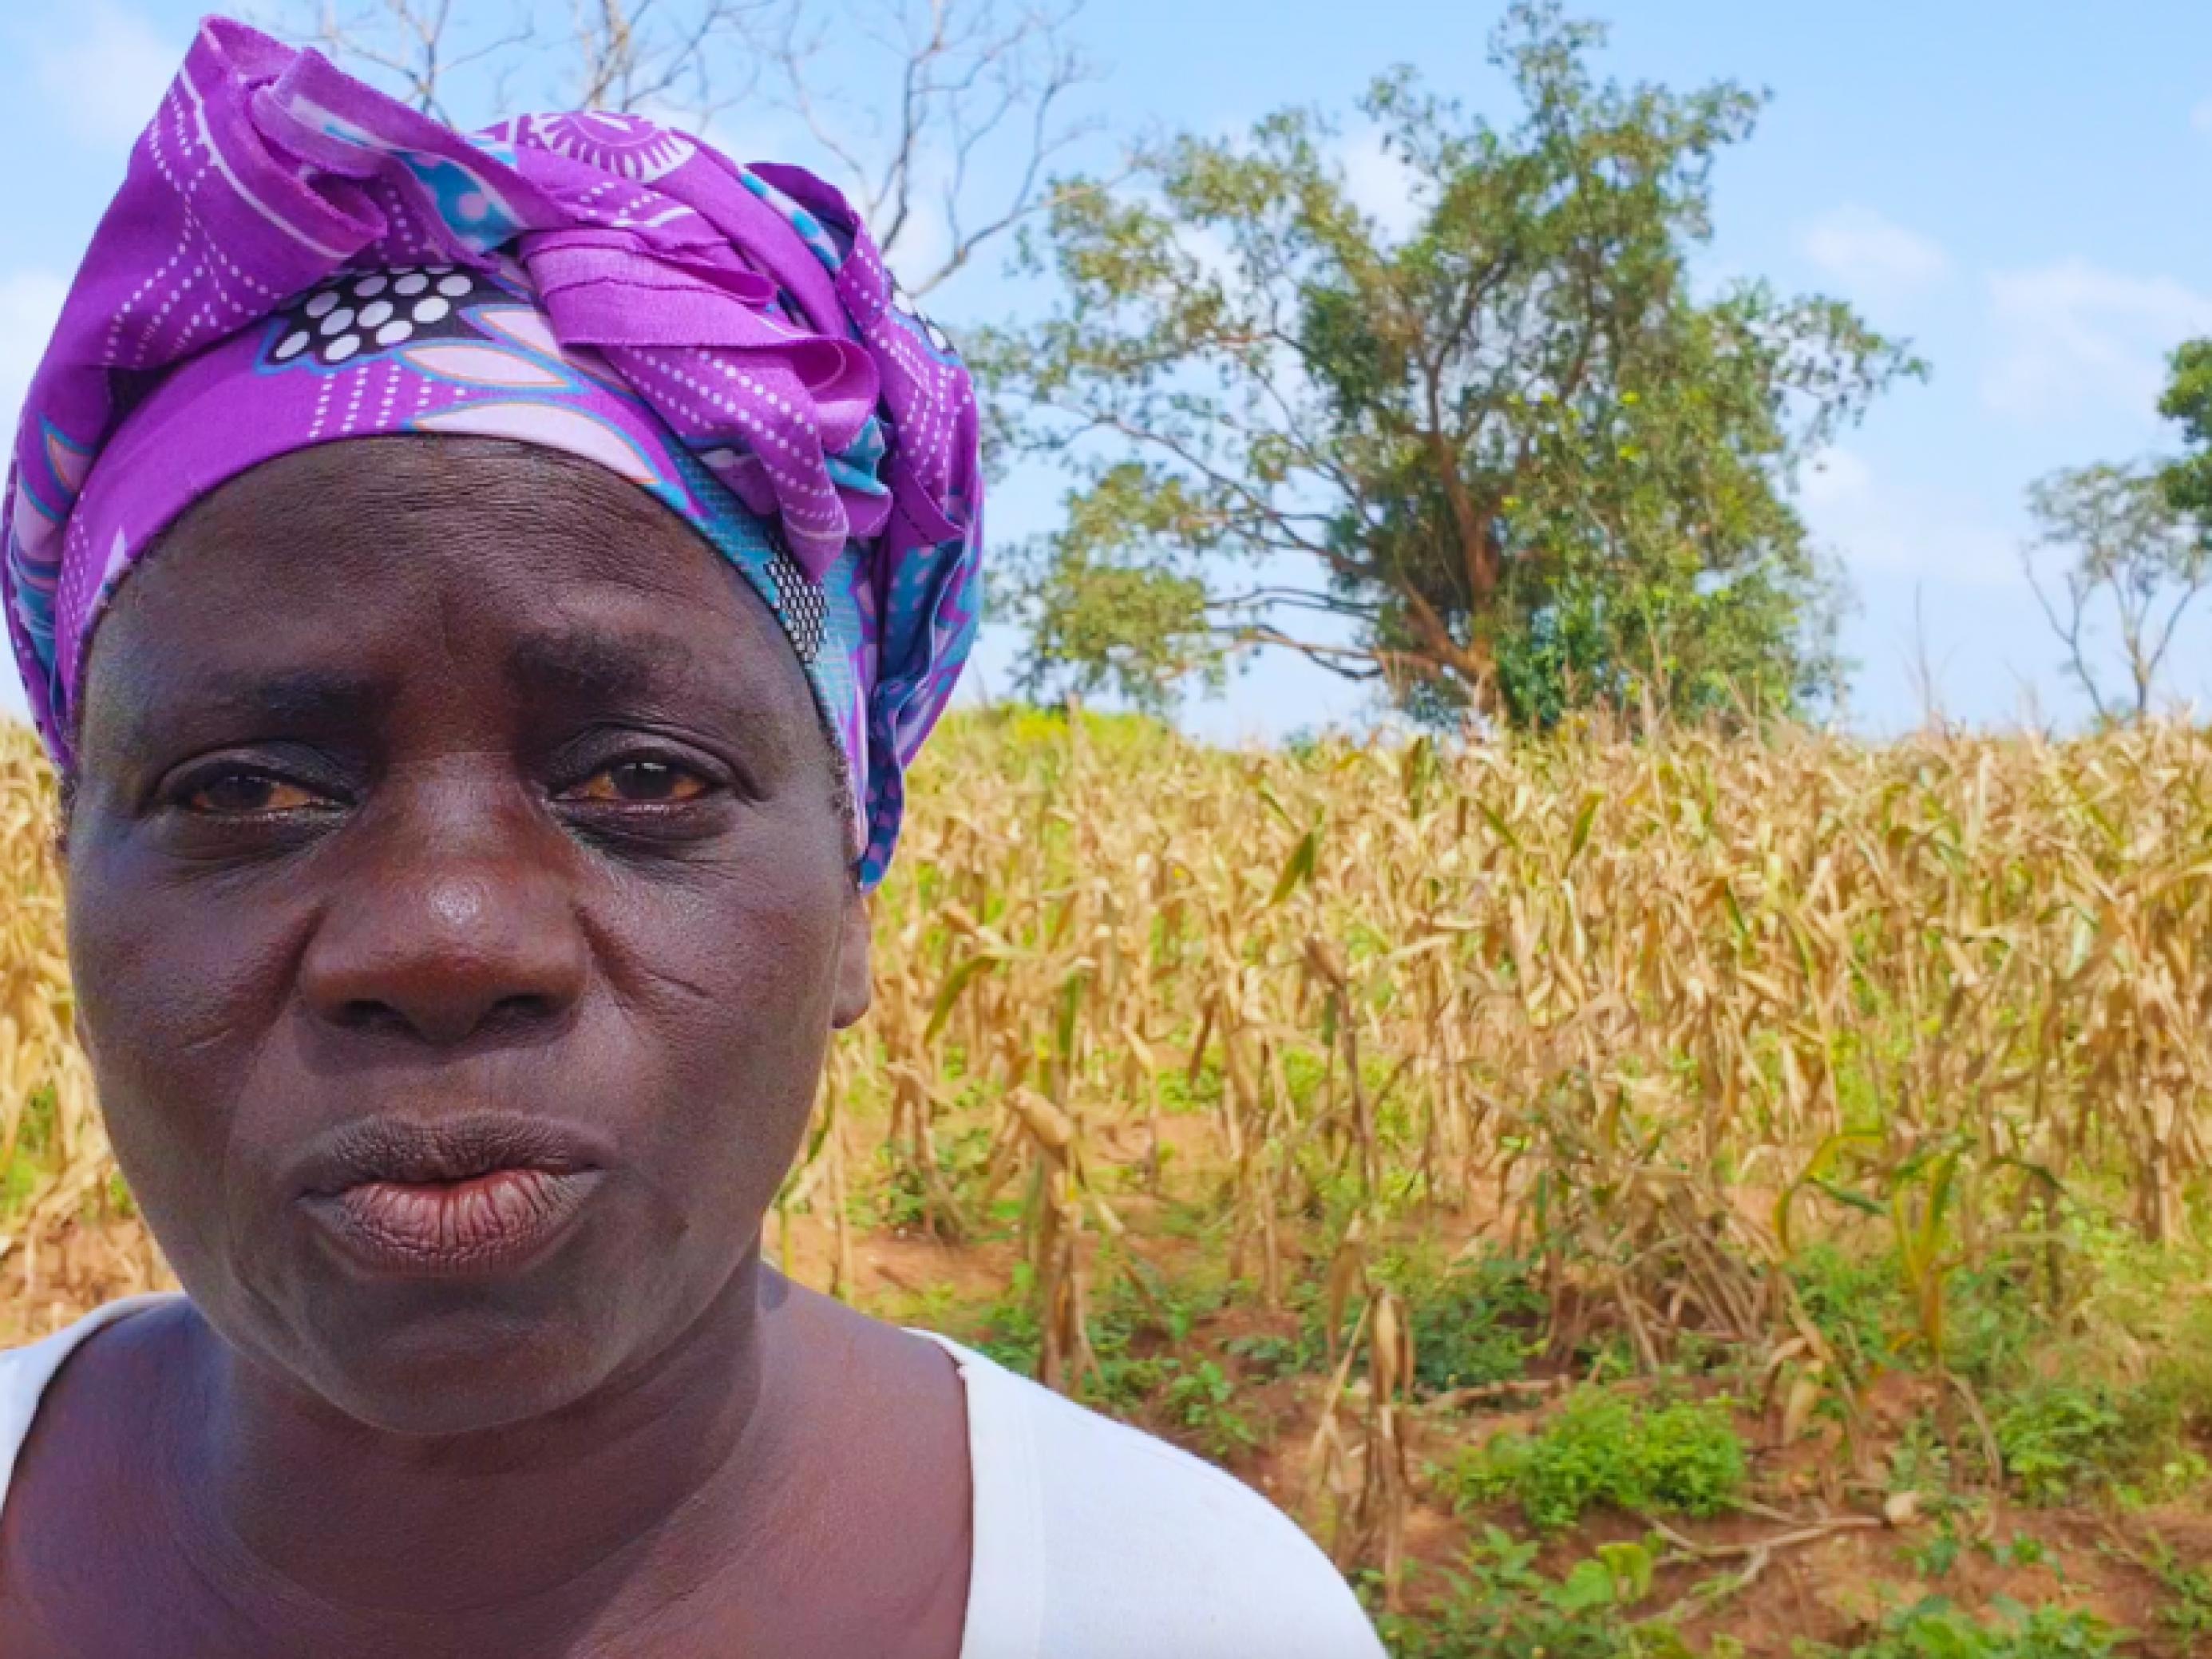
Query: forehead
75,437,817,749
150,437,728,600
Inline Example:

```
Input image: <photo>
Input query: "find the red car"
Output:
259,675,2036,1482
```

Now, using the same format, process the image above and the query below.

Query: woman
0,20,1383,1657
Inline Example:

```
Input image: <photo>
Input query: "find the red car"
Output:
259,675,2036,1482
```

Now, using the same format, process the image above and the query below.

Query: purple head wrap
4,16,983,887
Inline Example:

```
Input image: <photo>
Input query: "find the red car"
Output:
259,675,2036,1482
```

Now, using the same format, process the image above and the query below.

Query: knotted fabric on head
4,17,982,887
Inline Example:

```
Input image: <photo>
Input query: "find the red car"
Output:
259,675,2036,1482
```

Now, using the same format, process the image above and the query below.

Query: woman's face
62,438,869,1433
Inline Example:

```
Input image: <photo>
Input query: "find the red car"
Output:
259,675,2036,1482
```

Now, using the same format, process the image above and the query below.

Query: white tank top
0,1297,1384,1658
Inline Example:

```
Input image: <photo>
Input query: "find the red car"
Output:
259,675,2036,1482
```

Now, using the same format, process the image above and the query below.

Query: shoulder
0,1296,185,1501
926,1336,1385,1659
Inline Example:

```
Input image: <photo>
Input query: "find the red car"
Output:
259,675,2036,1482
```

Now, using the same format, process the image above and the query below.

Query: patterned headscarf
4,17,982,886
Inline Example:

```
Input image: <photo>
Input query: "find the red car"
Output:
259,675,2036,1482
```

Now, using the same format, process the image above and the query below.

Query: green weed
1161,1360,1260,1459
2114,1530,2212,1647
1791,1596,2122,1659
1449,1388,1747,1532
1991,1378,2202,1505
1374,1527,1694,1659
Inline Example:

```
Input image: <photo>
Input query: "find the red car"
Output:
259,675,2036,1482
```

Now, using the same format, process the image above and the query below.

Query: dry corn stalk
3,711,2211,1387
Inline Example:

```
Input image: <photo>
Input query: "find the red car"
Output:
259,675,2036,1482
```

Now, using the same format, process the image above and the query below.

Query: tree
2021,462,2209,726
290,0,1105,295
975,2,1918,730
2159,337,2212,521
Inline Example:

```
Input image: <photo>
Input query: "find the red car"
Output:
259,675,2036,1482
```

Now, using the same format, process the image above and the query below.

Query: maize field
2,711,2210,1654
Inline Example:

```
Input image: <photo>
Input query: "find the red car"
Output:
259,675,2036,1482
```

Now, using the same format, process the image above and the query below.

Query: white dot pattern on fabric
763,544,829,663
263,266,504,371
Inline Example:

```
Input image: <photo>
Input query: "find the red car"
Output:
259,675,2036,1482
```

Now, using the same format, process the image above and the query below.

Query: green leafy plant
1450,1388,1747,1531
1161,1360,1260,1460
1397,1251,1545,1392
1792,1596,2122,1659
2112,1530,2212,1647
1375,1527,1690,1659
1992,1384,2127,1504
1223,1331,1306,1379
1989,1378,2200,1505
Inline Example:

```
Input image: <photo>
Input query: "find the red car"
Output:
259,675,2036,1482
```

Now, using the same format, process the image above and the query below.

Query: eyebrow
503,627,709,708
113,667,385,748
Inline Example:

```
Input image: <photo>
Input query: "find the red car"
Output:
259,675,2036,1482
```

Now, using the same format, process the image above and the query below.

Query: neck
176,1251,789,1625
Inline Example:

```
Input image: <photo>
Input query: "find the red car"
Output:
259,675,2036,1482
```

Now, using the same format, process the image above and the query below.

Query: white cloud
34,2,180,154
0,271,69,437
1798,205,1950,299
1800,445,2022,588
1980,259,2212,419
1337,127,1423,242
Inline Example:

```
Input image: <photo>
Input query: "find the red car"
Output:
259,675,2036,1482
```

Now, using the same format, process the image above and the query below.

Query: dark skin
0,438,971,1657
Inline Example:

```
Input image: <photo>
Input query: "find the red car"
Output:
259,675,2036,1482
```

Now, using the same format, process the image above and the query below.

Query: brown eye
184,771,329,816
567,759,710,805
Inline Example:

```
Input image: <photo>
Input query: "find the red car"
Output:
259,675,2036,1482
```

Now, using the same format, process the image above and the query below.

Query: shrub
1450,1388,1747,1531
1992,1378,2204,1504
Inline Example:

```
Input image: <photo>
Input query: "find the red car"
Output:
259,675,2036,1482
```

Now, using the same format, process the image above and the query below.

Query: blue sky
3,1,2210,739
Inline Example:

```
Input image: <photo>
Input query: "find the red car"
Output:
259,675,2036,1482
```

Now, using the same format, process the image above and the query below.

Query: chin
289,1271,641,1434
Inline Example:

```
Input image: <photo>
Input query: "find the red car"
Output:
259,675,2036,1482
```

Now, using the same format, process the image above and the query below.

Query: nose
299,790,588,1047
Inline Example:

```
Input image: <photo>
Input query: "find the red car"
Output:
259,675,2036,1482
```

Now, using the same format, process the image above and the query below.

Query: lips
294,1114,607,1278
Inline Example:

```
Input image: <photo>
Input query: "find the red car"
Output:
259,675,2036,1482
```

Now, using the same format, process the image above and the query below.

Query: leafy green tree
977,2,1921,728
2160,339,2212,519
2021,461,2209,726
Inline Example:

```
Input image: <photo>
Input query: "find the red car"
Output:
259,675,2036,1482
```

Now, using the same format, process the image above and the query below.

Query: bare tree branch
750,0,1109,293
565,0,769,121
2024,461,2208,726
1230,626,1391,684
289,0,1108,288
299,0,537,123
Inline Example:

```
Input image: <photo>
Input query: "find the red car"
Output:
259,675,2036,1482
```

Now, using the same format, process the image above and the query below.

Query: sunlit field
4,711,2209,1657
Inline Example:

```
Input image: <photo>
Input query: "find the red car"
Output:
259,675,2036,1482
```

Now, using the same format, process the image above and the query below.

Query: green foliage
1003,469,1225,715
981,1264,1264,1459
1450,1388,1747,1530
2157,336,2212,522
1291,1246,1543,1387
1375,1527,1692,1659
1793,1597,2122,1659
2129,1531,2212,1646
982,1,1917,728
1992,1384,2127,1505
1391,1250,1545,1392
1223,1331,1307,1379
1160,1360,1261,1460
1991,1378,2204,1505
1790,1242,1906,1380
971,1263,1044,1374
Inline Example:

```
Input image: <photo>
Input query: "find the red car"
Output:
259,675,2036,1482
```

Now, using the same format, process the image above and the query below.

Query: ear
829,885,873,1031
